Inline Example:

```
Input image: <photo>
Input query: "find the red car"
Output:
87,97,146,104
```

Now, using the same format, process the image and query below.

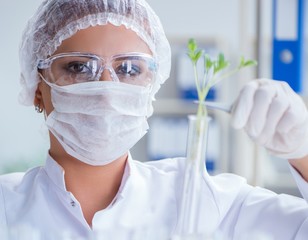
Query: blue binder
272,0,306,93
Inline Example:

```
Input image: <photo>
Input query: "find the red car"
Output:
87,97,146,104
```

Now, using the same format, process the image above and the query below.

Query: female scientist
1,0,308,239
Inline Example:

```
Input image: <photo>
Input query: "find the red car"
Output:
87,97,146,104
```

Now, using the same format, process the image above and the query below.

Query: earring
35,104,43,113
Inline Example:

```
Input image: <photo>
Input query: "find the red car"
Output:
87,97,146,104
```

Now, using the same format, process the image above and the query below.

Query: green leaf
214,53,229,73
194,50,203,61
204,54,214,71
187,52,195,60
243,60,258,67
218,53,225,65
188,38,197,53
187,39,203,64
238,56,258,69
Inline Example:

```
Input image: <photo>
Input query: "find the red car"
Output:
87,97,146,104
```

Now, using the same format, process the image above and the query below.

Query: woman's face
35,24,152,116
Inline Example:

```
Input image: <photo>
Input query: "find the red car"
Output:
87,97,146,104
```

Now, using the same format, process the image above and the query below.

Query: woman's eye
66,62,92,74
116,61,141,77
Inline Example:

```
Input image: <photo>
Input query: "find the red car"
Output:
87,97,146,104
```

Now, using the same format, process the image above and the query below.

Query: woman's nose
99,68,114,82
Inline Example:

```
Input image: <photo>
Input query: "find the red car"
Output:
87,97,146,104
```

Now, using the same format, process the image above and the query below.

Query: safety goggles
37,52,157,87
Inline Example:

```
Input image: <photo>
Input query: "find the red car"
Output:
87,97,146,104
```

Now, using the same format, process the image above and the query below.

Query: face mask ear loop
38,72,58,90
38,72,49,85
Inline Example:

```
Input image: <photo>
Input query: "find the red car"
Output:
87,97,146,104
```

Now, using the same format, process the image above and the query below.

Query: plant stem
210,67,241,86
193,64,201,97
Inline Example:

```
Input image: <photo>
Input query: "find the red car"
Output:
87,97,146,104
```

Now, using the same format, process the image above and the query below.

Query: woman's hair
19,0,171,106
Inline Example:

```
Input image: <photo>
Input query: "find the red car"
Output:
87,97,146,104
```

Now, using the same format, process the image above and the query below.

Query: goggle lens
38,53,157,87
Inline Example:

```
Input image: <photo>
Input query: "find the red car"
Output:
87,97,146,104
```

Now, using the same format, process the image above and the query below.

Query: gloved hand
231,78,308,159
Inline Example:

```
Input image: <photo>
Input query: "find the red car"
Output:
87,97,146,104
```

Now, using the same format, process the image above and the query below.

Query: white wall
0,1,47,172
148,0,241,49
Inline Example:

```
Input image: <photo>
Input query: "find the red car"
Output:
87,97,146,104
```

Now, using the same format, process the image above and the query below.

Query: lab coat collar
44,153,67,191
118,152,136,199
43,152,134,197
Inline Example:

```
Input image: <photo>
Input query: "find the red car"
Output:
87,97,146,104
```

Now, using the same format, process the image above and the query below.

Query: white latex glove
231,79,308,159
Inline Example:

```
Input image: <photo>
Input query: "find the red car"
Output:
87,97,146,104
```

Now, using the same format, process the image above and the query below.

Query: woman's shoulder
138,157,186,171
0,167,41,191
0,172,25,188
133,157,246,183
131,157,188,179
132,157,248,192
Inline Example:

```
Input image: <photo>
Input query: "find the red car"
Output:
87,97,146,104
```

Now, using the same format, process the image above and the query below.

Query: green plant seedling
187,38,257,119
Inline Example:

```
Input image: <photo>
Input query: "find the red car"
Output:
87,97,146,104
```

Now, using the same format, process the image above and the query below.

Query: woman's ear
34,82,44,113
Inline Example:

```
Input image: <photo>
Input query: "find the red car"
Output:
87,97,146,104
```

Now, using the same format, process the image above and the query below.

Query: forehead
53,24,152,56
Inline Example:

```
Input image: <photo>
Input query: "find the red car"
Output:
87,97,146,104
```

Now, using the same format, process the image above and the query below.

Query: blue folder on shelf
272,0,306,93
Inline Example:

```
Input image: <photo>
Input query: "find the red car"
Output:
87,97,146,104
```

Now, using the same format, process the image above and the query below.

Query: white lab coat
0,154,308,240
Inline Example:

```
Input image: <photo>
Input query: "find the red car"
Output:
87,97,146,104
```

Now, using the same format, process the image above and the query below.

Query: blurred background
0,0,307,196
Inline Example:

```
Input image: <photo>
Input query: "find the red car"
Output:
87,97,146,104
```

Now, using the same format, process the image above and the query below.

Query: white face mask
45,81,152,166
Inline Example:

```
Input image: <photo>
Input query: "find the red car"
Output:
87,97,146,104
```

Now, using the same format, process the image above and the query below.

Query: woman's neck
49,139,128,227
